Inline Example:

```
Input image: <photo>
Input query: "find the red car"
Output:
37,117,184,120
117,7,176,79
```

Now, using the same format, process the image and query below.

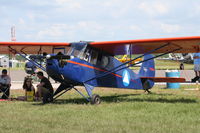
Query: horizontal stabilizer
141,77,186,83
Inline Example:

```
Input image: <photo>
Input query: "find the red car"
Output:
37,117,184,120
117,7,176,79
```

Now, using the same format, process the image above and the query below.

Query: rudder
139,54,155,90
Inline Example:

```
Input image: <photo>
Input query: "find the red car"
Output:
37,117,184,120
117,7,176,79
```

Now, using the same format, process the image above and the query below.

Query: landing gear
84,84,101,104
90,94,101,104
52,83,101,104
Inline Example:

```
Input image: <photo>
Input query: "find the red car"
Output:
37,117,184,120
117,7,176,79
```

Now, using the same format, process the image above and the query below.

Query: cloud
160,23,181,33
102,0,132,18
18,18,25,25
26,0,55,7
55,0,81,8
36,24,66,39
130,25,142,32
54,0,82,11
138,1,169,17
76,21,103,31
35,21,104,41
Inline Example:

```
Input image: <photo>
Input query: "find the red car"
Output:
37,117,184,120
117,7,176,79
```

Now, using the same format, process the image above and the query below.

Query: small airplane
116,55,142,66
164,53,193,63
1,36,200,104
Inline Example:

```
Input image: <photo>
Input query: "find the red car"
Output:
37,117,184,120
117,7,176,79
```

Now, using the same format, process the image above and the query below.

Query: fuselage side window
83,48,91,62
96,52,110,68
90,50,98,65
80,46,99,65
101,56,109,68
97,52,102,66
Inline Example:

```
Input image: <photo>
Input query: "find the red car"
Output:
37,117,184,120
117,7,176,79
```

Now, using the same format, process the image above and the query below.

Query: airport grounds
1,59,200,133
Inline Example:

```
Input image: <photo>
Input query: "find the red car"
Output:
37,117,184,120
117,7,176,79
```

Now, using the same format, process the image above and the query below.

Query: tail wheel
90,94,101,105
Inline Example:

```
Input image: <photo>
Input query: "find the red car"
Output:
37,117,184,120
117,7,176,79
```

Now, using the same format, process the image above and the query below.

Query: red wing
1,36,200,55
0,42,70,54
90,36,200,55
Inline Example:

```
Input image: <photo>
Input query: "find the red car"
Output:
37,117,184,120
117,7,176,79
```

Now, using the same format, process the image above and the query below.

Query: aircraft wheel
90,94,101,104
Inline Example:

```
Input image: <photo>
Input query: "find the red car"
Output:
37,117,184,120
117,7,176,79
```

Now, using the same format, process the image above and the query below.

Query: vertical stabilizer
139,54,155,77
139,54,155,90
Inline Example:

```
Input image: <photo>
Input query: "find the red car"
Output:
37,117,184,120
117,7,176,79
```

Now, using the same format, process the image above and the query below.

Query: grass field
0,84,200,133
130,59,193,70
155,60,193,70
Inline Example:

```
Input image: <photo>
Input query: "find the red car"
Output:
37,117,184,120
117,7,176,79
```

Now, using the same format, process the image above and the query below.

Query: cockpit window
90,51,98,65
83,49,91,61
67,42,87,58
66,43,110,67
101,56,109,68
82,47,109,67
81,47,99,65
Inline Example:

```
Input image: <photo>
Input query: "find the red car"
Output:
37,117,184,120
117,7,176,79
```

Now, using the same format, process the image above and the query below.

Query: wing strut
8,46,46,71
53,84,90,102
84,42,182,84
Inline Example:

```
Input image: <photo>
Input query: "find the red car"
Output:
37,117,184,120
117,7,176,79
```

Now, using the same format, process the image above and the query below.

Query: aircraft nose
46,59,63,82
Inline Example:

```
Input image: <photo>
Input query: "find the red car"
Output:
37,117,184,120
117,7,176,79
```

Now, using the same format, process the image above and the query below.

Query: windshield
67,42,88,58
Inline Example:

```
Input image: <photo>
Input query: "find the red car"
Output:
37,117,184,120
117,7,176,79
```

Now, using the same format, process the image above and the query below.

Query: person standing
192,53,200,82
179,63,184,70
0,69,11,99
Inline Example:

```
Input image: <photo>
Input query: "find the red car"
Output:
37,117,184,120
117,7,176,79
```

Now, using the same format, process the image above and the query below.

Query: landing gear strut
52,83,102,105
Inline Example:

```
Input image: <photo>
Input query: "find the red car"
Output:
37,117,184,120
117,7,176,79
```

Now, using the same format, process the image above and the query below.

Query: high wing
0,42,70,54
90,36,200,55
0,36,200,55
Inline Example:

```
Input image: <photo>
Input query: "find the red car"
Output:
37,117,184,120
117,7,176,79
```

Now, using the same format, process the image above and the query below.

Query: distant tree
15,54,26,61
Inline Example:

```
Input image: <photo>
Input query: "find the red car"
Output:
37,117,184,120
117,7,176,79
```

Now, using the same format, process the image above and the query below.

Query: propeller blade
47,55,71,60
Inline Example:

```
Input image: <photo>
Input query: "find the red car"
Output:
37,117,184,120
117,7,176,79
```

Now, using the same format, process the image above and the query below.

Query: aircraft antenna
11,26,16,42
10,26,16,75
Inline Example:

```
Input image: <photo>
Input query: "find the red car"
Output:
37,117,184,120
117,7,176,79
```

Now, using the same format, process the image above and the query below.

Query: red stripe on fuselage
67,60,122,78
149,67,155,71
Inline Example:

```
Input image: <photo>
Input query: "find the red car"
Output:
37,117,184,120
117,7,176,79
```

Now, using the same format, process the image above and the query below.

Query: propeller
29,55,46,60
46,54,71,60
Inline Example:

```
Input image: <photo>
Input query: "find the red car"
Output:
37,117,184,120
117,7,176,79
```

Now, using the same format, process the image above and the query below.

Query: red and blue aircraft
1,36,200,104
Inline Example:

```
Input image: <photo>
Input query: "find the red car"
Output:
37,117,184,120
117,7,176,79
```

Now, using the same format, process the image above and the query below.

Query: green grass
155,60,193,70
131,59,193,70
1,85,200,133
0,67,24,70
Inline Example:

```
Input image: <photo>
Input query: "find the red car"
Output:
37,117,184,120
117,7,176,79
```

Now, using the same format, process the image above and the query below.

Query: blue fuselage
46,56,145,89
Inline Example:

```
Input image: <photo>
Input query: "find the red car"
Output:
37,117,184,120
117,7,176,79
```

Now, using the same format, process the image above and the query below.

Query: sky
0,0,200,42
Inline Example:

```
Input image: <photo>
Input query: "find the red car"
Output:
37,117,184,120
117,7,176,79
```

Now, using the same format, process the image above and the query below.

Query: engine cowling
25,61,37,74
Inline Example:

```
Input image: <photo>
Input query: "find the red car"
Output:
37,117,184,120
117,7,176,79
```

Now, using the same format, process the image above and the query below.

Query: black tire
90,94,101,104
43,92,53,104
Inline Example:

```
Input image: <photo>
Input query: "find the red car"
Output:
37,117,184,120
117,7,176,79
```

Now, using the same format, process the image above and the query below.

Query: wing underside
0,42,70,54
90,36,200,55
0,36,200,55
